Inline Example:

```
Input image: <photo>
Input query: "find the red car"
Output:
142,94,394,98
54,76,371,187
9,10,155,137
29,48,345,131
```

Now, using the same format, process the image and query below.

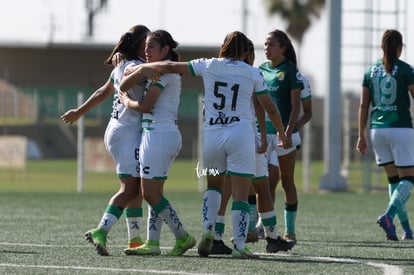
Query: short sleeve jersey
259,60,303,134
189,57,268,129
362,59,414,128
109,59,145,127
142,67,181,129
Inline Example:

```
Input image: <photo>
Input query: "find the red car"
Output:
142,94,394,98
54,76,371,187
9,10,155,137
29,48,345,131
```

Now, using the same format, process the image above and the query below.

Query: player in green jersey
357,29,414,241
258,29,304,244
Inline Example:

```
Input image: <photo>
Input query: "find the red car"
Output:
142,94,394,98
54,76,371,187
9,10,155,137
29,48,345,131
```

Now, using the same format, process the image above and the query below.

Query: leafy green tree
265,0,325,45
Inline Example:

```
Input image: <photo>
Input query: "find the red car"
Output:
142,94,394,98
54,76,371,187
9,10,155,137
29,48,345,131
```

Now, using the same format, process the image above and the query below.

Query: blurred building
0,42,349,161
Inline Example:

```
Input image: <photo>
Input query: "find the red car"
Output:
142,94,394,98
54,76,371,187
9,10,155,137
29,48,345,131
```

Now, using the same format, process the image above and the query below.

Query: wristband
125,98,130,109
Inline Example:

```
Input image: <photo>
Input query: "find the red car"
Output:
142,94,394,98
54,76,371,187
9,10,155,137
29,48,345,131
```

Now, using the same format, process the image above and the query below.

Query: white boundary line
259,252,404,275
0,242,403,275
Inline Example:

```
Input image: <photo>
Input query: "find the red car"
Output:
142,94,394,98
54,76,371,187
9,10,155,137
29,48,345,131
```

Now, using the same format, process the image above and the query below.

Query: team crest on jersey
209,111,240,125
276,71,285,81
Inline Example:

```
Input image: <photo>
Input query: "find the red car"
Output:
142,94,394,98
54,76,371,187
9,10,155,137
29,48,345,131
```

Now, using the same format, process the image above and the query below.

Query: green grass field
0,160,412,274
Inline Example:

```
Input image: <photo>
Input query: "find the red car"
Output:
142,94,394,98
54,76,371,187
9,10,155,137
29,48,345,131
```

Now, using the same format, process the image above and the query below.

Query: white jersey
105,58,146,177
189,58,268,130
110,59,146,127
142,71,181,131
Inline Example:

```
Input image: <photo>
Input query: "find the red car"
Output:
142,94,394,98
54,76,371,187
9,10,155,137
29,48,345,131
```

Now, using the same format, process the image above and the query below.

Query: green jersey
259,60,303,134
362,59,414,128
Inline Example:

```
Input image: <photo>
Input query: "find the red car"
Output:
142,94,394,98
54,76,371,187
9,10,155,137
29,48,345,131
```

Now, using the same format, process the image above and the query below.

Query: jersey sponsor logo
374,105,398,112
370,64,398,77
268,86,279,92
209,111,240,125
276,71,285,81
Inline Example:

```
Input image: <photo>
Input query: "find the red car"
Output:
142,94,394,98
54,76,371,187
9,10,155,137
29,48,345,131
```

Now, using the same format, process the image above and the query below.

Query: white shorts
203,121,256,177
139,128,182,179
255,152,268,178
267,132,301,159
104,119,141,177
268,150,278,167
371,128,414,167
254,133,268,178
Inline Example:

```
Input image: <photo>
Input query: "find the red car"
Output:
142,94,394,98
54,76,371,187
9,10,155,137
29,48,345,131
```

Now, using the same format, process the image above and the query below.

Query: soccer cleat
266,236,294,253
197,228,214,257
246,230,259,243
127,236,144,249
232,245,260,259
377,214,398,241
402,229,413,240
167,232,196,256
256,225,265,240
283,233,297,245
85,228,109,256
210,240,232,255
124,240,161,256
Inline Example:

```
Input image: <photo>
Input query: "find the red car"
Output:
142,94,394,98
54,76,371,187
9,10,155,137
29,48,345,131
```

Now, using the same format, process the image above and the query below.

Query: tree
265,0,325,45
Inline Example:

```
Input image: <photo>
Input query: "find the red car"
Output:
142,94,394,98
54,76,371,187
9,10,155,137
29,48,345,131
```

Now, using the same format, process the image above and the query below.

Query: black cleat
265,236,294,253
210,240,232,255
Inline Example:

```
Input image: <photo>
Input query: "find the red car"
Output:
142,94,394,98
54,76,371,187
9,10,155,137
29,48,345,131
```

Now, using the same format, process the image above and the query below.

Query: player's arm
61,79,114,125
121,61,191,91
285,88,301,136
148,61,192,75
409,83,414,99
256,93,289,148
356,86,370,154
119,84,160,113
297,97,312,129
253,94,267,153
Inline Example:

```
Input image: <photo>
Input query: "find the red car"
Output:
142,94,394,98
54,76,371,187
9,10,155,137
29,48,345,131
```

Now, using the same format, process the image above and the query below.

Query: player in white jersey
123,31,289,259
60,25,150,256
119,30,195,257
211,39,295,255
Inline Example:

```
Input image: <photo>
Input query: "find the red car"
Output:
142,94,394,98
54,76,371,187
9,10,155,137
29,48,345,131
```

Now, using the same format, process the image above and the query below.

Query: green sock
284,202,298,235
387,180,413,219
388,176,411,231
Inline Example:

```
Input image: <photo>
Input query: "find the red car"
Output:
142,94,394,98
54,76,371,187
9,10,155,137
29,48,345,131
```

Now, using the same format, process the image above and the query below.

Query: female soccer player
357,29,414,241
119,30,196,256
60,25,150,255
122,31,289,259
211,39,295,255
259,29,304,244
262,72,312,242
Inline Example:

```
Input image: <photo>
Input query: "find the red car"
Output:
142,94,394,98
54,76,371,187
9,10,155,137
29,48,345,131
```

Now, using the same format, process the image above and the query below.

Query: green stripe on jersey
188,61,196,76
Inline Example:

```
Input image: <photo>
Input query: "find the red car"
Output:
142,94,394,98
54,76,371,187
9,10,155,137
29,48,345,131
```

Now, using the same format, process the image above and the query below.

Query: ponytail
104,25,150,65
382,29,403,74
